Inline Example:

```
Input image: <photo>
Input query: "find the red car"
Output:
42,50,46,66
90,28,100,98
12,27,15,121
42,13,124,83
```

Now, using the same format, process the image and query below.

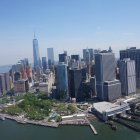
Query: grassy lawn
1,93,77,120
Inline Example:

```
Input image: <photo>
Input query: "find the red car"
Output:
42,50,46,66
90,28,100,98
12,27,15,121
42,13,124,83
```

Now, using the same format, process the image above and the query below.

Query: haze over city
0,0,140,139
0,0,140,65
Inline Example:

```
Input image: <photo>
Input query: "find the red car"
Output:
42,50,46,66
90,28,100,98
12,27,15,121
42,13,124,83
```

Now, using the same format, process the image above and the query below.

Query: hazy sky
0,0,140,65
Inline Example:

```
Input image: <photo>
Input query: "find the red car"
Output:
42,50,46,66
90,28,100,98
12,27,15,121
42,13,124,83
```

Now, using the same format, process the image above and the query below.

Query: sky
0,0,140,65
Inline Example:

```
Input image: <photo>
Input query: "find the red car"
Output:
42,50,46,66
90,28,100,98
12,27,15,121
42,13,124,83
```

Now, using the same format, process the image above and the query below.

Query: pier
85,117,98,135
89,124,98,135
0,113,98,134
119,114,140,123
113,118,140,132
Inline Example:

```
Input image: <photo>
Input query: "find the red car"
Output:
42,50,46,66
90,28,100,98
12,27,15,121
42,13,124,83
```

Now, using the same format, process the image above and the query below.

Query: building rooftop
93,101,124,114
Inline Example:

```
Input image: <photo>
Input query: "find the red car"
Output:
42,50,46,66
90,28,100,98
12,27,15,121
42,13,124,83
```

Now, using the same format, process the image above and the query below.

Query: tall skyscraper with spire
33,34,41,69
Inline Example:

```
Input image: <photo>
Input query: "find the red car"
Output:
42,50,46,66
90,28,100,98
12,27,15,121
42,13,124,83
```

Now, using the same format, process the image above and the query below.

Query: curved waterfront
0,119,139,140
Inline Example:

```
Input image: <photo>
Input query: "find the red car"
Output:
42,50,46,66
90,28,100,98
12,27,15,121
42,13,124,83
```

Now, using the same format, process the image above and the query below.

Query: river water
0,119,139,140
0,65,11,73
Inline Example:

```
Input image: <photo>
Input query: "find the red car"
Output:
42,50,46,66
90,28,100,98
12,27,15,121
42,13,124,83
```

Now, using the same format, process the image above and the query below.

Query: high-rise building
119,58,136,96
83,49,92,78
83,48,94,62
4,73,10,91
26,64,32,83
56,63,69,98
14,72,21,81
70,59,80,69
33,36,41,69
59,53,67,63
95,53,121,101
11,59,32,83
35,66,42,81
59,51,69,65
71,55,80,61
95,53,116,82
14,79,29,93
42,57,47,72
103,80,121,101
0,74,6,95
47,48,54,68
120,47,140,88
68,69,83,99
108,46,113,52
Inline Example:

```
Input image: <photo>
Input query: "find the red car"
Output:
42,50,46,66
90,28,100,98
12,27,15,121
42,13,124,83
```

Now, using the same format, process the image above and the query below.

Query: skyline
1,0,140,65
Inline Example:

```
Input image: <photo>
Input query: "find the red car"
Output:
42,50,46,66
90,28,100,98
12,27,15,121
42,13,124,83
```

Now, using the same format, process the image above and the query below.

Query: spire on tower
108,46,113,52
34,32,36,39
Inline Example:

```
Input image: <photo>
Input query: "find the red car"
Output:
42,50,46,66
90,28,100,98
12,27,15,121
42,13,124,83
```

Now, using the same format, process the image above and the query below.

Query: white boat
0,116,5,121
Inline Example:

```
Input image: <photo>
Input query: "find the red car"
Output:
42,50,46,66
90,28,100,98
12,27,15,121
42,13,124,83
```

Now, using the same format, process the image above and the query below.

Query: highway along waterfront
0,119,139,140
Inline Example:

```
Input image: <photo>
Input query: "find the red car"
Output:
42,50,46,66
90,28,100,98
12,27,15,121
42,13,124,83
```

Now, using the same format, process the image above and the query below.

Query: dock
113,118,140,132
85,117,98,135
89,124,98,135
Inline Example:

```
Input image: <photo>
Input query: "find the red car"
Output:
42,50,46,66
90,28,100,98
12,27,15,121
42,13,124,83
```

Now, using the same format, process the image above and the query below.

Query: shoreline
0,113,98,134
0,113,94,127
0,113,59,128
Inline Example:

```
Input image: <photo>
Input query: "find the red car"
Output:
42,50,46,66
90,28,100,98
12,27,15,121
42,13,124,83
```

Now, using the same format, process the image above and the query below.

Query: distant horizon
1,0,140,65
0,48,125,67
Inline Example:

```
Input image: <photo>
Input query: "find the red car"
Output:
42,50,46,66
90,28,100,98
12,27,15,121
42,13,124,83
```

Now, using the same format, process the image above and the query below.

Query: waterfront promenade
0,113,98,135
0,113,59,128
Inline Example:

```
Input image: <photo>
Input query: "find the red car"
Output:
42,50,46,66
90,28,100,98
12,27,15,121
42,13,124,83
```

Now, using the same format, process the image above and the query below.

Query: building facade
83,48,94,62
47,48,54,68
59,53,67,63
0,74,6,95
42,57,47,72
14,79,29,93
119,58,136,96
120,47,140,88
71,55,80,61
68,69,82,99
56,63,69,98
95,53,121,101
33,37,41,69
4,72,11,92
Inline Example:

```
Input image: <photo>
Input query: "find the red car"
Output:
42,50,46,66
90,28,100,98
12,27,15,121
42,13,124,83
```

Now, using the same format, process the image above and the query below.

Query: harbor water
0,119,139,140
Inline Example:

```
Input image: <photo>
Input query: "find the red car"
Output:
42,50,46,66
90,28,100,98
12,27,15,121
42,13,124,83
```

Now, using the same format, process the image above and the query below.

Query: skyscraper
83,49,91,78
95,53,121,101
11,59,32,83
56,63,69,99
120,47,140,88
0,74,6,95
47,48,54,68
119,58,136,96
42,57,47,72
59,53,67,63
4,73,10,91
33,36,41,69
83,48,94,62
68,69,83,99
71,55,80,61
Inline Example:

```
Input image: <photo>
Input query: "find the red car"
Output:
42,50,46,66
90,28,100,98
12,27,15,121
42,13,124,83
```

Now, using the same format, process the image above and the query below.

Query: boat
111,124,117,130
0,116,5,121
